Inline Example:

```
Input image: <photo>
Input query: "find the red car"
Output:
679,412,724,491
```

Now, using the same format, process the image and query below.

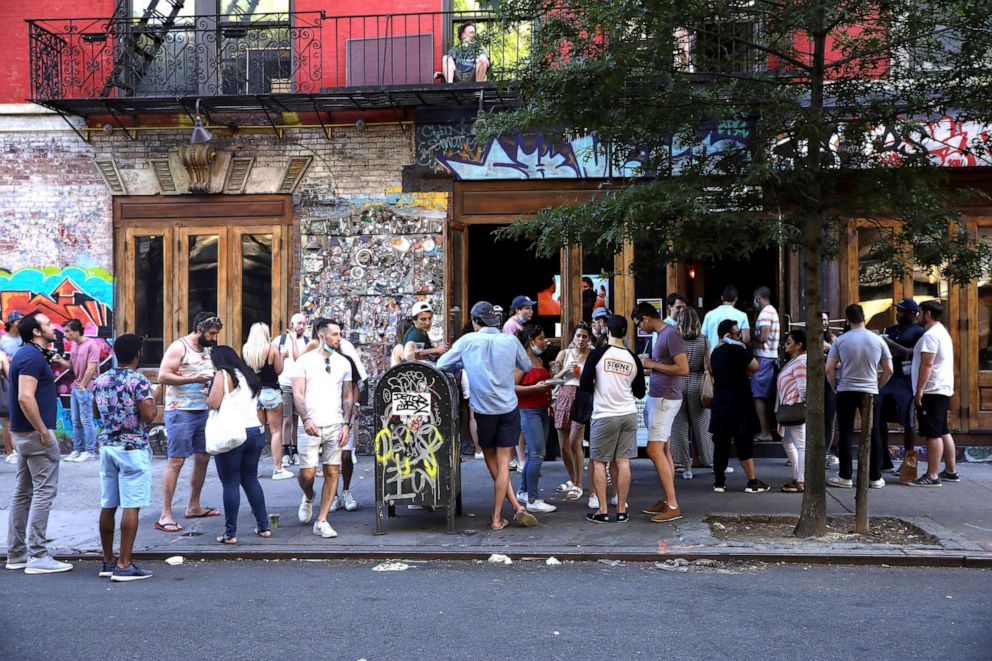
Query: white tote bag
205,371,247,455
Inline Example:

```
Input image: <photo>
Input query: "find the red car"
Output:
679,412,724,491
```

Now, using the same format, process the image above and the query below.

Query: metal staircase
101,0,186,97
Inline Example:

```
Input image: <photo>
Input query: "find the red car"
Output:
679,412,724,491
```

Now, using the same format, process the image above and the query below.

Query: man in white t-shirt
908,300,958,487
292,318,354,538
579,315,646,524
751,286,780,441
701,285,750,354
275,313,310,467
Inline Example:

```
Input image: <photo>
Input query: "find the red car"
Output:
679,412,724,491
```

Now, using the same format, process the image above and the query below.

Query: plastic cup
268,512,280,529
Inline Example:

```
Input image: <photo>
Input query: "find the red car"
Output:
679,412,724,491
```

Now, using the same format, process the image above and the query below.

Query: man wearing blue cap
503,295,537,336
879,298,925,476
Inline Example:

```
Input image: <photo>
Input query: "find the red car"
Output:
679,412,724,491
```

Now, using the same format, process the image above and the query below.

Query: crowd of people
3,310,369,578
2,282,961,574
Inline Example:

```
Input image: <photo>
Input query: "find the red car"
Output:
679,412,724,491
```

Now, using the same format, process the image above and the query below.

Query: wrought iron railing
26,11,532,101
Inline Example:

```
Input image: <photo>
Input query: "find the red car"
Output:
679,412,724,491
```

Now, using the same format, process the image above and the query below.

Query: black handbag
776,401,806,426
0,373,9,418
569,389,594,425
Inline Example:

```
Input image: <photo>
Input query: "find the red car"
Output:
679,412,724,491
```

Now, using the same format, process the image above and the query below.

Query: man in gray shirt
825,304,893,488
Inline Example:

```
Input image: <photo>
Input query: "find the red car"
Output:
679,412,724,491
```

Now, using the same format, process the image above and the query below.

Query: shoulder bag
205,371,247,455
700,371,714,409
776,401,806,426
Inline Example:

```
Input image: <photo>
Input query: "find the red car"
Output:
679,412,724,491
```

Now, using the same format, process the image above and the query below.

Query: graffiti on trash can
375,369,445,502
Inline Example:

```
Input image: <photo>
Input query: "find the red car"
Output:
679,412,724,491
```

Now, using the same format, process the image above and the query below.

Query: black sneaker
908,474,942,488
98,561,116,578
745,479,771,493
615,512,630,523
939,470,960,482
586,512,610,524
111,562,153,582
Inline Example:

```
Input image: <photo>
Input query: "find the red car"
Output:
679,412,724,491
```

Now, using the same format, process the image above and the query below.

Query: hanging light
190,99,213,144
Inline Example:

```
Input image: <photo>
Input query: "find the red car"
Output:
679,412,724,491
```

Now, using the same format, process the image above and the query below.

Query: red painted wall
0,1,115,103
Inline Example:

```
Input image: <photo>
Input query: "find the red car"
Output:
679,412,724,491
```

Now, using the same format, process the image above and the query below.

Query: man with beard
155,312,222,533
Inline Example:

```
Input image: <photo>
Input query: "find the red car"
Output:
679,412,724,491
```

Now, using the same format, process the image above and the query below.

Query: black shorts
474,409,521,449
916,394,950,438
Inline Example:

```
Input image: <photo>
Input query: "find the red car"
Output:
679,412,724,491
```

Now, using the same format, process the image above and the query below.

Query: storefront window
857,227,894,331
978,228,992,370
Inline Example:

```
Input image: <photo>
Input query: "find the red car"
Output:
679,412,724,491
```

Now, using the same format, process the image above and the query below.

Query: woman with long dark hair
207,345,271,544
513,325,556,513
551,321,592,500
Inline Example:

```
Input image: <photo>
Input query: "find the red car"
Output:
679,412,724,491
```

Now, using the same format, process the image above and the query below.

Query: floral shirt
94,368,154,448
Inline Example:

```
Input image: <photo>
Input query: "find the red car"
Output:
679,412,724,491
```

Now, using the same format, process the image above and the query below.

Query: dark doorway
690,246,781,319
468,225,560,337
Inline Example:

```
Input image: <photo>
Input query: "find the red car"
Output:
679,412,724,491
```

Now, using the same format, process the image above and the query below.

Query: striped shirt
776,353,807,407
754,304,781,359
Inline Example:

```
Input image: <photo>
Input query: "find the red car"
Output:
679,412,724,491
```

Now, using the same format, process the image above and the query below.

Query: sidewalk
2,453,991,566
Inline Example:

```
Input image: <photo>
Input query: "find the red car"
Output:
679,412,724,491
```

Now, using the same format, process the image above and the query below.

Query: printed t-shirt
94,368,153,448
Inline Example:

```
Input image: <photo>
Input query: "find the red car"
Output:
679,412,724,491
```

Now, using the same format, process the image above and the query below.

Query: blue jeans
213,427,268,537
518,408,549,502
70,389,97,453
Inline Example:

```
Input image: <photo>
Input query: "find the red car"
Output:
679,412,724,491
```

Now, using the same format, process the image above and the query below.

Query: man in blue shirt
438,301,538,530
5,312,73,574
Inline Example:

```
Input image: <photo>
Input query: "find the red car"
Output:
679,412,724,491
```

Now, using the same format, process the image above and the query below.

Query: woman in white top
207,345,271,544
551,322,592,500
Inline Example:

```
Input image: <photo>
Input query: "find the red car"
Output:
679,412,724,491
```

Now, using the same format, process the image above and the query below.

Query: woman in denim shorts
243,323,290,480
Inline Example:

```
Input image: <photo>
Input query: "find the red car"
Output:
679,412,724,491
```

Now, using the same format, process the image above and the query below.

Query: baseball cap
410,301,432,317
470,301,501,327
591,307,611,320
894,297,919,312
6,311,23,325
511,295,537,309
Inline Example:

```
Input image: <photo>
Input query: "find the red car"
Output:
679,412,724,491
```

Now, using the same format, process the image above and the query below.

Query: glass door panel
123,227,173,368
176,227,228,346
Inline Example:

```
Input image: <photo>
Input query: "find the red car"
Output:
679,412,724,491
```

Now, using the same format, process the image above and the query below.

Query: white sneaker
526,499,557,513
281,455,291,469
64,451,81,462
24,556,73,574
77,451,95,462
474,452,484,460
313,520,337,538
329,496,340,512
516,491,529,505
725,466,735,474
343,490,358,511
869,478,886,489
272,468,295,480
682,470,694,480
297,496,313,523
827,476,854,488
587,494,600,510
5,453,17,464
826,454,840,467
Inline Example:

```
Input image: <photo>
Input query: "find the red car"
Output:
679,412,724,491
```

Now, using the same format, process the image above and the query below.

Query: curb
54,547,992,569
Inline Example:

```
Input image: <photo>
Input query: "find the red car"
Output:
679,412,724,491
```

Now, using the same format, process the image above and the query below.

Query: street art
0,266,115,440
375,369,443,503
867,115,992,167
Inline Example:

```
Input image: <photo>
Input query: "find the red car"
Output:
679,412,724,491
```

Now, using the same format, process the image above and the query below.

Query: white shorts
647,397,682,442
298,425,343,469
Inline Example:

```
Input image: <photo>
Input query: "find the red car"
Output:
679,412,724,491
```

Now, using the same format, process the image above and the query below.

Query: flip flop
255,529,273,538
154,521,183,533
185,507,221,519
216,535,237,545
490,519,509,531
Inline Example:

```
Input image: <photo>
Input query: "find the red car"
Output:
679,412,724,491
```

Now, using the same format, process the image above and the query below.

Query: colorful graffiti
868,115,992,167
0,266,115,440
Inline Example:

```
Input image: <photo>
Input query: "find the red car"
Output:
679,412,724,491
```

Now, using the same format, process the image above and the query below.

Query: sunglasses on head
197,316,223,330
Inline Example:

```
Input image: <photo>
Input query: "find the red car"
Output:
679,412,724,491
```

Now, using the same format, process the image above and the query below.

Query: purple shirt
70,338,101,390
649,323,686,400
502,316,524,336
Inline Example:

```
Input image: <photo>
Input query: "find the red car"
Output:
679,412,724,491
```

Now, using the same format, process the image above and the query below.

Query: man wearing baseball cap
503,295,537,336
438,301,539,530
591,307,612,348
878,298,925,477
402,301,448,361
2,311,24,358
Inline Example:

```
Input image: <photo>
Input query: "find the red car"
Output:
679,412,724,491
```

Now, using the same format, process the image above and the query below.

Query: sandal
490,519,509,531
216,534,237,544
564,487,583,501
781,480,805,493
255,529,273,538
154,521,183,533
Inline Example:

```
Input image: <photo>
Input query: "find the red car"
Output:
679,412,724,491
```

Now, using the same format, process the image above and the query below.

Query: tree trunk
854,394,873,535
794,210,827,538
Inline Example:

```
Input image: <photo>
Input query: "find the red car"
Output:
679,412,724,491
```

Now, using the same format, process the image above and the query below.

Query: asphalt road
2,561,989,660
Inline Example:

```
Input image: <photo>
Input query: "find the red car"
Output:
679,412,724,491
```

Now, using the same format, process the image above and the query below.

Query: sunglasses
198,316,223,330
324,355,332,374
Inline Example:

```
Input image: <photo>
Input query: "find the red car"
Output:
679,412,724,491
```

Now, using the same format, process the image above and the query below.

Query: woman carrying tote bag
207,346,271,544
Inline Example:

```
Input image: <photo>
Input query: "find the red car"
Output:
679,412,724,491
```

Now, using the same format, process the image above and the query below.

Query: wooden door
228,225,286,353
444,219,467,342
965,220,992,431
175,226,230,346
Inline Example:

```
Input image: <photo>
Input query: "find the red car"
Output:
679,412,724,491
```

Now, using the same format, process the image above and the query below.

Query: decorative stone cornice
177,143,217,193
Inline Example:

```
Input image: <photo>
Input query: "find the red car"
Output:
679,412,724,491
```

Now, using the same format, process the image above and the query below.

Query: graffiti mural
0,266,115,442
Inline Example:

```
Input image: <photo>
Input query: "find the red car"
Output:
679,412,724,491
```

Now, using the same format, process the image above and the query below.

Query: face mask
323,342,336,353
723,334,745,348
754,299,761,309
531,342,545,355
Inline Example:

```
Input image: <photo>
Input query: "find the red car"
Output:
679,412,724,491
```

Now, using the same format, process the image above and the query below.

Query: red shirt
518,366,551,409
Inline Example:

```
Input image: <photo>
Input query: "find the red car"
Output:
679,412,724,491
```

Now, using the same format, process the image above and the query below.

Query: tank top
258,357,279,389
165,338,214,411
518,366,552,409
224,369,262,428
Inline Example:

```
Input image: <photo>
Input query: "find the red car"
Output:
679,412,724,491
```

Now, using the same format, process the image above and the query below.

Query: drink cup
268,512,280,529
572,364,581,377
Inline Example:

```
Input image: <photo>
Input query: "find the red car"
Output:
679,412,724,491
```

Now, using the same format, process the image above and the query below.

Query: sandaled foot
154,521,183,533
255,529,273,538
216,534,237,544
490,519,508,531
186,507,221,519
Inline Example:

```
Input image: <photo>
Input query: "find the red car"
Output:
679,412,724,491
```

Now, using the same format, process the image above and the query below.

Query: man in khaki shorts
292,318,354,539
276,313,310,467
